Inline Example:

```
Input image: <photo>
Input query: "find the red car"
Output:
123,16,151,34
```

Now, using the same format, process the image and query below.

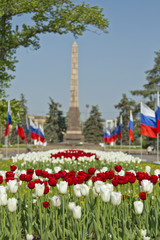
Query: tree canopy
83,105,104,144
0,0,109,98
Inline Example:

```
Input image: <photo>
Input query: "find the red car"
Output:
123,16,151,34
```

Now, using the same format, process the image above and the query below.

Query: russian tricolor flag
17,113,25,141
26,116,29,143
118,115,122,140
39,125,45,143
3,101,12,137
104,130,107,143
156,92,160,134
129,110,134,142
110,130,114,142
35,122,40,141
141,102,157,138
113,119,117,141
30,118,37,140
106,129,111,144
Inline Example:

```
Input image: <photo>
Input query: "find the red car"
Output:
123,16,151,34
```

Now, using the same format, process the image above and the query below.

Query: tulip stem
62,195,65,240
38,198,43,239
116,206,119,239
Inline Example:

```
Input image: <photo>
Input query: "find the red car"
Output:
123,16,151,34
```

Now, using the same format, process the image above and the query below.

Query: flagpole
141,135,142,161
129,139,130,154
157,134,159,162
17,135,19,155
5,136,8,158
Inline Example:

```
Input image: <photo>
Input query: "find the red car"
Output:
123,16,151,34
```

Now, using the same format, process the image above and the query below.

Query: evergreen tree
44,97,66,143
131,50,160,109
114,94,141,145
83,105,104,144
0,0,109,98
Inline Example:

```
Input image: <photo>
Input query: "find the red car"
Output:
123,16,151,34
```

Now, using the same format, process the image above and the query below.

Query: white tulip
26,234,34,240
143,237,150,240
35,183,45,197
110,192,122,206
92,187,99,197
72,206,81,219
134,201,143,215
100,186,111,202
80,184,90,196
7,198,17,212
51,195,61,207
140,229,147,237
94,181,105,194
145,166,151,174
54,166,61,173
141,180,153,194
73,184,82,198
87,180,93,187
0,194,7,206
57,181,68,194
105,183,114,192
68,202,76,211
0,186,7,194
7,180,19,193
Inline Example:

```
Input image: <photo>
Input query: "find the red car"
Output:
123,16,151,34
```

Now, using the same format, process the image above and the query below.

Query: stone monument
64,42,84,144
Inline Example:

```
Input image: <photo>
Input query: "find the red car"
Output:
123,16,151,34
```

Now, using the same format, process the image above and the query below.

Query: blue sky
7,0,160,122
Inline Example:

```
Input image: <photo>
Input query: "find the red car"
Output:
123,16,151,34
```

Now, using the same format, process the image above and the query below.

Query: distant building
106,120,114,130
28,115,47,127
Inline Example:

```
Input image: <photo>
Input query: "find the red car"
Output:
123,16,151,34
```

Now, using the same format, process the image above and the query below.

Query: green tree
131,50,160,109
44,97,66,143
0,0,109,98
114,94,140,145
83,105,104,144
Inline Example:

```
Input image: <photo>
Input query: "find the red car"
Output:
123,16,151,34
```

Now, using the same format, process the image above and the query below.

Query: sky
6,0,160,122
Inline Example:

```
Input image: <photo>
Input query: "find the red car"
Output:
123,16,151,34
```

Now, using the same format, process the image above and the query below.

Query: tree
44,97,66,143
83,105,104,144
131,50,160,109
0,0,109,98
114,94,141,145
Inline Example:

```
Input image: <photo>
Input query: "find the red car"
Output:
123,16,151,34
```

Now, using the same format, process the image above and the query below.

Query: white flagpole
129,139,130,154
141,135,142,161
157,92,159,162
17,135,19,155
5,136,8,158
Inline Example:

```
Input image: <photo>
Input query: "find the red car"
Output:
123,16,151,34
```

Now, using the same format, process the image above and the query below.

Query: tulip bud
134,201,143,214
100,186,111,202
51,195,61,207
7,180,19,193
35,183,45,197
111,192,122,206
57,181,68,194
80,184,90,197
7,198,17,212
0,194,7,206
73,184,82,198
68,202,76,211
72,206,81,219
141,180,153,194
26,234,34,240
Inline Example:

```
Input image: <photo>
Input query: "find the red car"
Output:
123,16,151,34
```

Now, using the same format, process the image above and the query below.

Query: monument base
64,132,84,145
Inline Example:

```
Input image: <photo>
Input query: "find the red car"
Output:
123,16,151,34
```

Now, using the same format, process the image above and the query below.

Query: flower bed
0,150,159,239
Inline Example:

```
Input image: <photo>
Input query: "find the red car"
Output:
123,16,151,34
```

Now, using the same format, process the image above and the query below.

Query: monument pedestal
64,107,84,144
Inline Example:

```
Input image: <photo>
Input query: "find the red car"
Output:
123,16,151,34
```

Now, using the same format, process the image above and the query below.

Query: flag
17,113,25,141
3,101,12,137
141,102,157,138
104,130,107,143
26,116,29,144
106,129,111,144
118,115,123,140
110,130,115,142
39,125,45,143
113,119,117,141
35,122,40,141
30,118,36,140
129,110,134,142
156,92,160,134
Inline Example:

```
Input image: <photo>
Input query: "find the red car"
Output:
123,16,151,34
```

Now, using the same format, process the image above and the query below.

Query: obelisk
64,42,84,144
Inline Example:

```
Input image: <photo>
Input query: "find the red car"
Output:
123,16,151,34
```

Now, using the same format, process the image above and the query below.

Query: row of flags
2,101,45,144
104,92,160,144
104,111,134,144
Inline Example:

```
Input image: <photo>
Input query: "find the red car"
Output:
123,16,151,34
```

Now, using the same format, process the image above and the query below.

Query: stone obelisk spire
64,42,84,144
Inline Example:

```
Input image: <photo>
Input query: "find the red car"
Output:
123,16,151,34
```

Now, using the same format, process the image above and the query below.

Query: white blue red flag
3,101,12,137
39,125,45,143
141,102,157,138
113,119,117,141
106,129,111,144
104,130,107,143
17,113,25,141
118,115,123,140
129,110,134,142
26,116,29,143
29,118,36,140
35,122,40,141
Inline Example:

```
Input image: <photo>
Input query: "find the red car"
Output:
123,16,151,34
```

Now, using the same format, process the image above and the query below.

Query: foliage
83,105,104,144
131,50,160,109
0,0,109,98
44,97,66,143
